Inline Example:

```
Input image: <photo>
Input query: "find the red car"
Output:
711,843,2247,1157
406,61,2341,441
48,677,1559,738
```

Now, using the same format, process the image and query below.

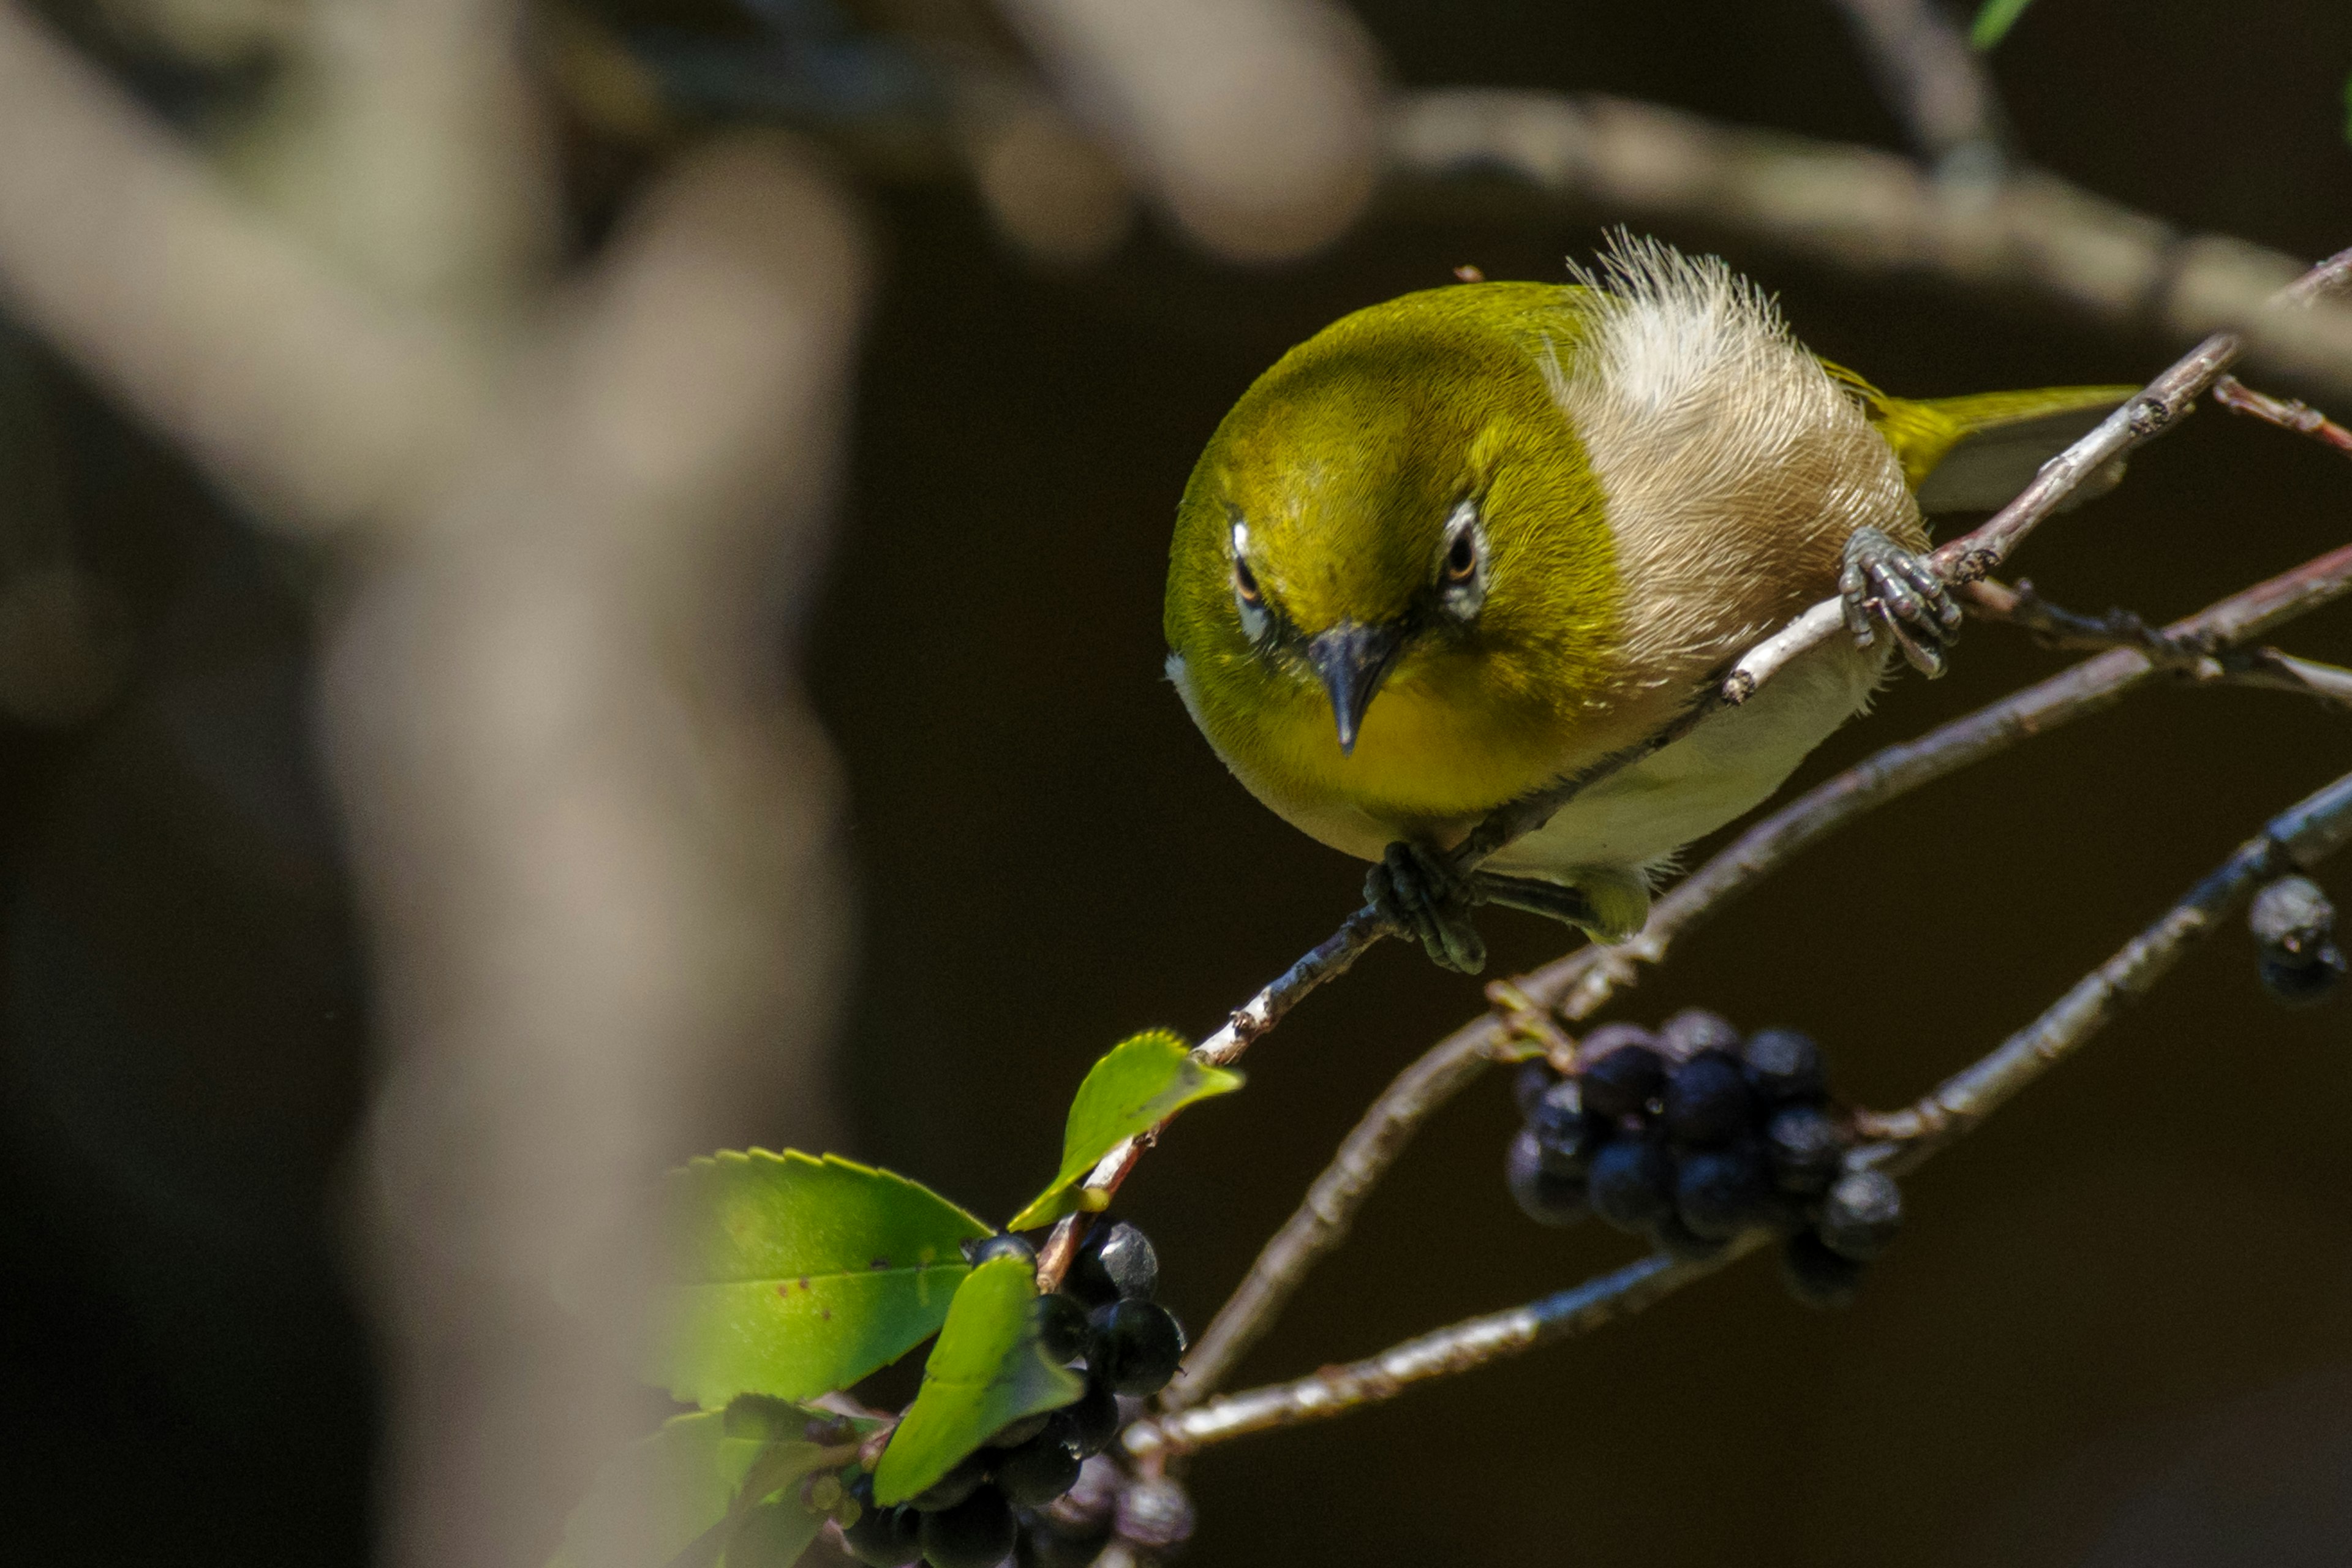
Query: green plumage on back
1826,366,2137,511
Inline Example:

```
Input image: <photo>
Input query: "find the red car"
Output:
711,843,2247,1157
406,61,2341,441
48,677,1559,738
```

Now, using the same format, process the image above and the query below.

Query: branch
1034,240,2352,1292
1386,91,2352,400
1827,0,2008,180
1163,538,2352,1407
1134,763,2352,1455
2212,375,2352,457
0,0,488,531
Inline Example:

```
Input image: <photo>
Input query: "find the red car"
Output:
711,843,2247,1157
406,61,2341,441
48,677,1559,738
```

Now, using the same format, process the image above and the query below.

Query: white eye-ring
1231,518,1271,641
1438,499,1488,619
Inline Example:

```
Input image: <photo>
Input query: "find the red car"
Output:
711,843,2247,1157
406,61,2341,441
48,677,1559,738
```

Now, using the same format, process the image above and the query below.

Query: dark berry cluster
1507,1009,1904,1308
843,1223,1186,1568
2250,875,2346,1007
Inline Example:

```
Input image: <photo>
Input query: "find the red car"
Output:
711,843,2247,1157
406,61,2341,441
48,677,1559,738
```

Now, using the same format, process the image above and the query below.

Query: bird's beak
1307,620,1402,757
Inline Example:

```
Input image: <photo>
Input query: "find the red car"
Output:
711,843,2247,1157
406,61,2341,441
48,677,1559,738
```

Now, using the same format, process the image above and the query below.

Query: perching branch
1034,241,2352,1294
1131,764,2352,1455
1164,537,2352,1408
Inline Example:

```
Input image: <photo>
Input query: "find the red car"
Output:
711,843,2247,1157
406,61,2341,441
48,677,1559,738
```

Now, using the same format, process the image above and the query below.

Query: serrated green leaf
1969,0,2037,49
655,1150,991,1409
1006,1031,1243,1231
870,1256,1087,1505
551,1413,831,1568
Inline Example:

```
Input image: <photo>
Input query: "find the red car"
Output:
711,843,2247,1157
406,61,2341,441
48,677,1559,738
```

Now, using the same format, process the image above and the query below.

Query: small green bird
1164,239,2130,971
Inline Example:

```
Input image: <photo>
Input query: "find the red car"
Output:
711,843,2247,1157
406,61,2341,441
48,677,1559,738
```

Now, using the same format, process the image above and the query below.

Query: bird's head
1165,284,1622,824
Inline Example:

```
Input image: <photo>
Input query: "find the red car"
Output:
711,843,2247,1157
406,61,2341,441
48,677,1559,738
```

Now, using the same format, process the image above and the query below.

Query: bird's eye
1234,556,1263,605
1443,530,1477,584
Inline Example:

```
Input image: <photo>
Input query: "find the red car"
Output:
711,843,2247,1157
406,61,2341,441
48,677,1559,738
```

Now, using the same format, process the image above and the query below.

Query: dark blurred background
7,1,2352,1565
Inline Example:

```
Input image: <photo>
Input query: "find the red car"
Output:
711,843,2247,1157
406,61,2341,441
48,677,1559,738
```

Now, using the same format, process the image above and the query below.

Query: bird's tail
1824,367,2139,513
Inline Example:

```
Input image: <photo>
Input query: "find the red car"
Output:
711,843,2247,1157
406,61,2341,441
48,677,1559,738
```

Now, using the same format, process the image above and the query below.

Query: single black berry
843,1477,926,1567
1578,1037,1668,1119
1512,1058,1558,1118
907,1452,989,1513
2262,949,2348,1007
1781,1231,1866,1309
1067,1221,1158,1306
1675,1144,1772,1240
1649,1207,1729,1262
1818,1169,1903,1261
2252,875,2335,955
1087,1299,1187,1396
1586,1136,1675,1231
993,1429,1083,1508
1061,1377,1119,1457
1031,1292,1090,1365
1661,1049,1752,1147
1742,1028,1827,1104
1039,1455,1119,1538
1506,1128,1591,1227
1015,1521,1100,1568
966,1232,1038,1269
1763,1103,1846,1196
1528,1079,1593,1173
1659,1008,1741,1061
919,1485,1018,1568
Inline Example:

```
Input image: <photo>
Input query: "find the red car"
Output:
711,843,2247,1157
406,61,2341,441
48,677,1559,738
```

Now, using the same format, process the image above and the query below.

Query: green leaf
1969,0,2038,50
551,1413,831,1568
870,1256,1087,1505
1006,1030,1243,1231
722,1499,825,1568
655,1150,991,1409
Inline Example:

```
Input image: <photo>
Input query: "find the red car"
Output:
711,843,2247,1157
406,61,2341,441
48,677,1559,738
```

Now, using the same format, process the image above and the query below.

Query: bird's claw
1366,842,1487,973
1840,526,1961,678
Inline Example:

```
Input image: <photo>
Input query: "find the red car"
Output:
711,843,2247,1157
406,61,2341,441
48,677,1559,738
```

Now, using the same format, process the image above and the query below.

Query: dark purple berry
1675,1144,1772,1240
1662,1049,1752,1147
1061,1377,1118,1457
2252,875,2335,956
2262,949,2346,1007
1742,1028,1827,1103
843,1477,925,1567
1528,1079,1593,1173
1114,1476,1196,1553
1659,1008,1740,1061
1819,1169,1903,1261
1578,1038,1668,1119
907,1452,988,1513
1087,1300,1186,1396
966,1232,1038,1269
1506,1129,1591,1227
1781,1231,1866,1309
1016,1521,1101,1568
1764,1103,1846,1195
993,1430,1082,1508
1068,1221,1158,1305
1031,1292,1090,1365
1512,1058,1558,1118
919,1485,1017,1568
1649,1207,1729,1262
1586,1136,1675,1231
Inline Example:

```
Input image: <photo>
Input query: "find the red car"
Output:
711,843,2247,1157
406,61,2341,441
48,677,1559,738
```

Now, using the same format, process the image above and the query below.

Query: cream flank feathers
1476,242,1921,937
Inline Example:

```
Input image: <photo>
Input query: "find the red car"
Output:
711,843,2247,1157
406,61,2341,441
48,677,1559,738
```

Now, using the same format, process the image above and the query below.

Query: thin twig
1964,578,2352,711
2212,375,2352,457
1036,242,2352,1295
1827,0,2008,181
1134,764,2352,1455
1165,539,2352,1408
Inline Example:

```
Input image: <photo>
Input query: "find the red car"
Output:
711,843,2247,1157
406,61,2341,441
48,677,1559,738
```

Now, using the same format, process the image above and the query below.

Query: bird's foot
1840,526,1961,677
1474,870,1650,945
1366,842,1487,973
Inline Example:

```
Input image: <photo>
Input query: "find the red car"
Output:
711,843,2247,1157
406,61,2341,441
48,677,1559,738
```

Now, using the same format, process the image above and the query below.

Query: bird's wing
1822,367,2138,513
